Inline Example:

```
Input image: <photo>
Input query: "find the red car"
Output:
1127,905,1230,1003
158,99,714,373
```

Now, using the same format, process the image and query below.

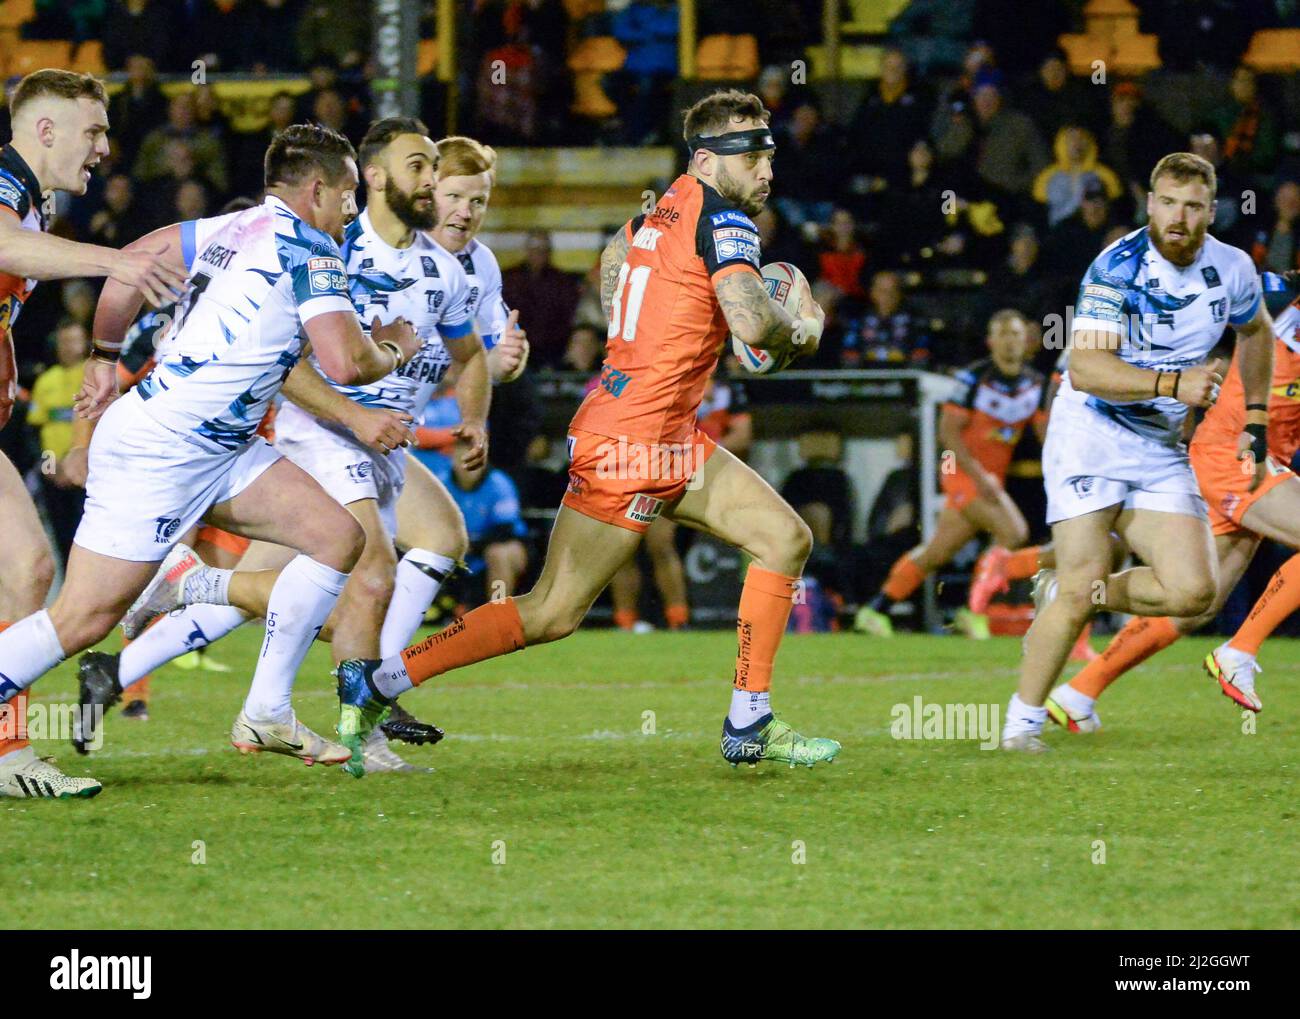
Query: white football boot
231,711,351,766
121,542,204,639
0,747,102,799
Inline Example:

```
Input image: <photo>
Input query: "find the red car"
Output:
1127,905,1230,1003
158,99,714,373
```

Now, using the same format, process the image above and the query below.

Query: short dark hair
264,123,356,190
358,116,430,169
9,69,107,118
682,89,769,142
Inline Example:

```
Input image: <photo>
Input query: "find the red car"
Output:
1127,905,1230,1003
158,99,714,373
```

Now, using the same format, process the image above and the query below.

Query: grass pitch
4,627,1296,929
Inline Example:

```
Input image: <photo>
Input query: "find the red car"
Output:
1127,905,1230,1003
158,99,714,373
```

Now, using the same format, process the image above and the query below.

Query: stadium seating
567,36,626,121
0,0,34,30
1243,29,1300,72
70,41,105,75
694,35,759,81
7,40,72,77
480,146,676,272
1058,0,1160,76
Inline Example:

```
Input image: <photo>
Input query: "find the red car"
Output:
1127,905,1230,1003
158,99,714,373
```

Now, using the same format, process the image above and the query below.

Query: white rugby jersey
320,209,474,417
1061,225,1261,446
451,237,509,349
137,195,353,451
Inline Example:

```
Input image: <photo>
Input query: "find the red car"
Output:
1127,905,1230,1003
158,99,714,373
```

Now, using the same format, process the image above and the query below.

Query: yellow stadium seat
71,40,105,75
567,35,626,73
696,34,759,81
0,0,35,31
562,0,604,19
1243,29,1300,72
570,71,618,119
8,40,73,77
418,39,438,76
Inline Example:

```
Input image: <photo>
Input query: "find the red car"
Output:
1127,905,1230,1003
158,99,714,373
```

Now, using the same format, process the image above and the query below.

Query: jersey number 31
607,263,651,342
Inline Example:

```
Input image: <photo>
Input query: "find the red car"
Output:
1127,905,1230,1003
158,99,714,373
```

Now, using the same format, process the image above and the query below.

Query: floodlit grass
5,628,1295,928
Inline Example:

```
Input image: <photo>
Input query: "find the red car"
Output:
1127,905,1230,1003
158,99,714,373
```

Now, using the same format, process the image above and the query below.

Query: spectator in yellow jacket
1033,125,1123,227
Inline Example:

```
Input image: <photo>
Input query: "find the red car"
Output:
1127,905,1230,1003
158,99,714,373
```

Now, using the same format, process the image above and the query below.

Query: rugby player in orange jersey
1046,275,1300,731
854,309,1062,640
336,89,841,770
0,69,185,799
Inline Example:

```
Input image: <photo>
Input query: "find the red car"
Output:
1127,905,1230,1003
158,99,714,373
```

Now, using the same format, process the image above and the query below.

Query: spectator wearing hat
1032,125,1123,227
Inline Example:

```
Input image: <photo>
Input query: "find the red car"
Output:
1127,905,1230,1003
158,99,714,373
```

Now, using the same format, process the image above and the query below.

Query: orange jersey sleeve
1195,302,1300,463
570,174,764,446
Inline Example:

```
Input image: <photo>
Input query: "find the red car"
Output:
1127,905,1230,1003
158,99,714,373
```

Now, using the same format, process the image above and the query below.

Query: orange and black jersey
569,172,763,445
944,357,1049,479
0,143,46,336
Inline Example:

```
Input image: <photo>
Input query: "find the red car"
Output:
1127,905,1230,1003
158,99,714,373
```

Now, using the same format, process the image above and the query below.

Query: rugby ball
731,261,808,375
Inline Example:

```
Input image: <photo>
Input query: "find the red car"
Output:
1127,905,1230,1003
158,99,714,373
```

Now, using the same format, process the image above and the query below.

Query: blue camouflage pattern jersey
136,195,354,451
319,209,474,417
1062,225,1261,446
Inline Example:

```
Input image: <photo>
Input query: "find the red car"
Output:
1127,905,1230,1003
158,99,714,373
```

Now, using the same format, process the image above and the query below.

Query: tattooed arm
599,227,632,321
713,269,800,351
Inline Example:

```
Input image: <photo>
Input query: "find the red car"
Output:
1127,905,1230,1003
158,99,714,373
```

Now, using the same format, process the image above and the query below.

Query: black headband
686,127,775,156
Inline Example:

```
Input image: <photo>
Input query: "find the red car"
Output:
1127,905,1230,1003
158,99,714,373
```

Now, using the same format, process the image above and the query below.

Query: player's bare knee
11,546,56,610
1165,578,1216,618
350,560,395,608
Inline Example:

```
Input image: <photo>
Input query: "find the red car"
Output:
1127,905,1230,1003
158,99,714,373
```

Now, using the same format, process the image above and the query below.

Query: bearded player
0,124,425,782
329,89,838,770
0,69,185,800
1046,273,1300,730
1001,152,1275,751
73,130,528,771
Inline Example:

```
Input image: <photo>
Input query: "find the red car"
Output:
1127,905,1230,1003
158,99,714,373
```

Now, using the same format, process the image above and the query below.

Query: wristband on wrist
1154,371,1164,398
377,340,403,370
1246,403,1268,412
1172,370,1181,400
1245,422,1268,463
91,338,122,363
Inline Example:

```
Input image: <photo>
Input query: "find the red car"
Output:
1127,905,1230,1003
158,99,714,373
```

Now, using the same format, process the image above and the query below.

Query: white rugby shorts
75,391,282,561
273,401,406,538
1043,396,1207,525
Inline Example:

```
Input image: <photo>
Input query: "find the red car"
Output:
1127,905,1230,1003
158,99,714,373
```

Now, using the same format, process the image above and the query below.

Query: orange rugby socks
1229,553,1300,656
733,565,799,694
400,597,525,686
1005,546,1042,581
1068,615,1180,700
880,555,926,603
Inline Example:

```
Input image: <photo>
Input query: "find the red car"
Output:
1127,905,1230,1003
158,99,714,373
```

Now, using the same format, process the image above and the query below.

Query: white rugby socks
0,610,66,701
728,689,771,729
120,605,249,689
380,549,456,656
182,564,232,607
243,556,348,723
1002,693,1047,738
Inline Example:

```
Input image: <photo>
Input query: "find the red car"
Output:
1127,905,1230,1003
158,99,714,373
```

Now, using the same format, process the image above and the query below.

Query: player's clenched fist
1173,357,1226,408
110,244,188,309
371,315,421,364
